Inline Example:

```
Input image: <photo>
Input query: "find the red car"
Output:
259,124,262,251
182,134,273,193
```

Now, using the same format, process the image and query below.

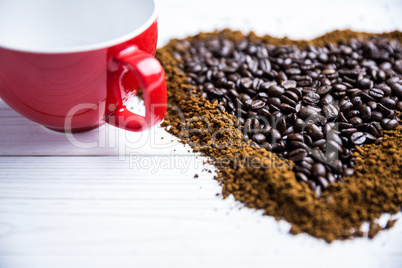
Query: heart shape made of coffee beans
157,29,402,242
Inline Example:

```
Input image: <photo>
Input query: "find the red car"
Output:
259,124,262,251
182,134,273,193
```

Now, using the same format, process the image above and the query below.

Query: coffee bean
306,124,324,141
349,116,363,126
356,123,370,132
377,103,392,117
317,176,329,189
283,90,300,102
312,163,327,178
294,165,312,177
317,85,332,95
322,94,334,105
303,92,320,105
340,101,353,113
217,105,226,113
369,87,385,99
351,131,366,145
358,78,373,89
328,132,343,145
397,101,402,111
327,173,336,183
365,132,376,143
289,148,308,162
377,84,392,96
323,104,339,119
333,83,348,92
390,83,402,99
287,133,303,142
341,127,357,136
382,118,399,130
368,123,379,136
251,100,265,110
387,76,400,84
343,168,355,177
298,105,320,119
269,129,282,142
345,109,360,119
280,103,297,114
351,96,363,110
312,139,326,150
290,141,308,150
252,133,266,144
288,87,303,100
240,77,253,89
360,105,371,122
296,172,309,183
369,111,382,122
267,85,285,97
331,159,343,174
327,140,343,153
276,118,287,134
267,97,281,107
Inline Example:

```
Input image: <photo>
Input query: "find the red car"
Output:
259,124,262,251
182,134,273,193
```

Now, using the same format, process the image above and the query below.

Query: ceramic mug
0,0,166,133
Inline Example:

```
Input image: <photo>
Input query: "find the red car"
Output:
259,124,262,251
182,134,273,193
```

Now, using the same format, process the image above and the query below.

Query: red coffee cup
0,0,166,133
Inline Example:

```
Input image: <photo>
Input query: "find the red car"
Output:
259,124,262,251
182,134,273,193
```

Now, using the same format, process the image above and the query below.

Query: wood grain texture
1,0,402,267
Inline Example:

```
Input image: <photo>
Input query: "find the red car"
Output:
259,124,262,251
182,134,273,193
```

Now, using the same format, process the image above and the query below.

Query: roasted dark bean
346,110,360,119
312,163,327,178
357,78,373,89
296,172,309,183
382,118,399,130
327,140,343,153
317,85,332,95
380,98,396,109
351,96,363,110
369,87,385,99
360,105,372,122
317,176,329,189
341,128,358,136
343,168,355,177
377,84,392,96
397,101,402,111
349,117,363,126
356,123,370,132
370,111,383,122
288,148,308,162
280,103,297,113
267,85,285,97
250,100,265,110
365,132,376,143
350,131,366,145
260,142,273,151
298,105,320,119
306,124,324,141
322,94,334,105
303,92,320,105
252,133,266,144
390,83,402,99
340,101,353,113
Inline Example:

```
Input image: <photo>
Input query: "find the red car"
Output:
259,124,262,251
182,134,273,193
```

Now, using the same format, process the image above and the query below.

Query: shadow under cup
0,0,161,133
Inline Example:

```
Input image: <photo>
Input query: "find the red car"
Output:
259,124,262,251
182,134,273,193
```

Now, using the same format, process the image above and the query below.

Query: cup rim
0,0,158,54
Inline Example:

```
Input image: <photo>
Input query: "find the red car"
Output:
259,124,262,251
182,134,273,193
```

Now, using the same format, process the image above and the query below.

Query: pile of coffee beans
172,35,402,195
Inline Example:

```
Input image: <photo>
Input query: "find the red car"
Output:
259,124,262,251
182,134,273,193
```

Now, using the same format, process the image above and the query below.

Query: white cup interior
0,0,156,53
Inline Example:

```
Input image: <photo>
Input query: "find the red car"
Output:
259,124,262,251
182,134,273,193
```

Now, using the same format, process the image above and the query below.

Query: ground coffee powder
156,30,402,242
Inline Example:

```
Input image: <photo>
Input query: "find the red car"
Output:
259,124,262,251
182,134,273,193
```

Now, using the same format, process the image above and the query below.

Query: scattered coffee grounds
156,29,402,242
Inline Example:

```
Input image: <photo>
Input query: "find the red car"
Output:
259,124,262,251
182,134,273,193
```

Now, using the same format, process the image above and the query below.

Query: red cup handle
105,46,167,132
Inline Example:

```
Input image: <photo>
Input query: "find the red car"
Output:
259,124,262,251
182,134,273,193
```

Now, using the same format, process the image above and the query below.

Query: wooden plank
0,100,191,156
0,156,401,268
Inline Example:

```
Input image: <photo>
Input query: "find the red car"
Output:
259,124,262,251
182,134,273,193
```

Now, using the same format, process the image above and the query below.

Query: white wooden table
1,1,402,267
